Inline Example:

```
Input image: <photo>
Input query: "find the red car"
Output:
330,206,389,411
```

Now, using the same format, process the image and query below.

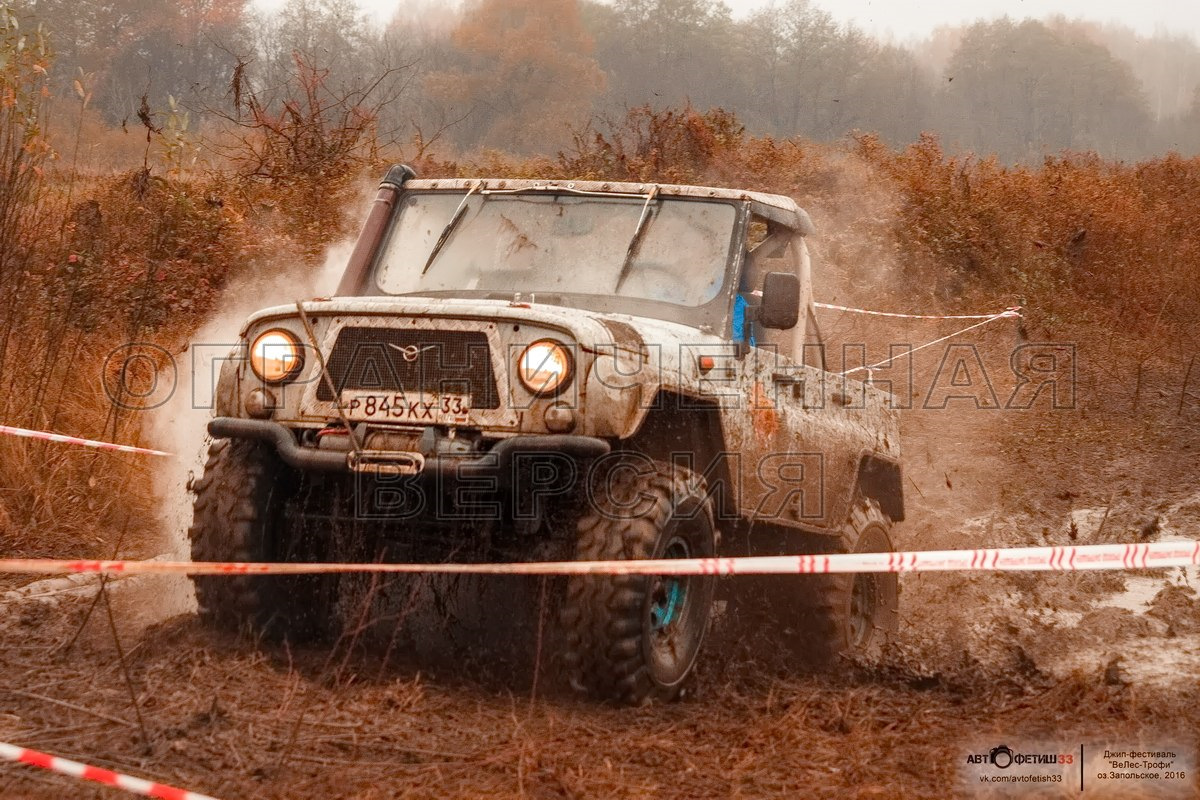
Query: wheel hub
650,576,684,630
648,538,690,638
849,573,877,647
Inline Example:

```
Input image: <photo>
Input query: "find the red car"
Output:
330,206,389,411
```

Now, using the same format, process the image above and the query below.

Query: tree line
17,0,1200,162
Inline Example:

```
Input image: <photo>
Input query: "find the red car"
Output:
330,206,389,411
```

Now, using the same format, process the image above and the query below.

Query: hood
241,295,727,355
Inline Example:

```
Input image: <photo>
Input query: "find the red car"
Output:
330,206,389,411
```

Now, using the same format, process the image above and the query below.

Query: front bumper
206,417,611,475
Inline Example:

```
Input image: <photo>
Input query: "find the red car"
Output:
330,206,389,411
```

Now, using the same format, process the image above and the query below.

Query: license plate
341,392,470,424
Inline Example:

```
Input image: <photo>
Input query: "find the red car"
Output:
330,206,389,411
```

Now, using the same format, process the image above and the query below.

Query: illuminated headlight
517,339,573,395
249,329,303,383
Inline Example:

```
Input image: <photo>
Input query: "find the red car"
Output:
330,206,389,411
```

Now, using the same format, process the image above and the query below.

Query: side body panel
716,346,900,534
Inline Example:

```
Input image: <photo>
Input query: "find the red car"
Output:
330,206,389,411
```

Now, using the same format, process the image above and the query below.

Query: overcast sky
792,0,1200,42
253,0,1200,42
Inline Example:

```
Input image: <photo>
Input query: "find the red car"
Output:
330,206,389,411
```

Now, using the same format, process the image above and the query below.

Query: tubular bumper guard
206,417,611,475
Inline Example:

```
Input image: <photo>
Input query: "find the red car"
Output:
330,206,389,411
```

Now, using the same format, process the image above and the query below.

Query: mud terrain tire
561,458,717,705
189,438,335,642
807,497,899,665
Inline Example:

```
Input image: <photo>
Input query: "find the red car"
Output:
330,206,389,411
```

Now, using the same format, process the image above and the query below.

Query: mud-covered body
194,168,905,700
211,171,902,538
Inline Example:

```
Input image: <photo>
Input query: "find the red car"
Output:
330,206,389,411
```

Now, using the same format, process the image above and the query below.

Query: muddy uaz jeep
190,166,904,704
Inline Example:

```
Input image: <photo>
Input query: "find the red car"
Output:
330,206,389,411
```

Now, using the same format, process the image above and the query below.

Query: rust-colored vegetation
0,4,1198,559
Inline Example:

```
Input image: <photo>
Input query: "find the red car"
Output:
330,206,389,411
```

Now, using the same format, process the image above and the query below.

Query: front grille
316,327,500,409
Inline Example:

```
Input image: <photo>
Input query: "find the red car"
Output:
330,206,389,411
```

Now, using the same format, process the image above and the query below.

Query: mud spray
142,192,371,618
772,152,1200,691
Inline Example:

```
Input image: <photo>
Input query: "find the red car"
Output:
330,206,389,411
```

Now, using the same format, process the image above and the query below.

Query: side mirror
758,271,800,329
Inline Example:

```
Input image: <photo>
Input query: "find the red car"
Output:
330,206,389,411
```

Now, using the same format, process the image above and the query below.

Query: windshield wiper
422,181,481,275
613,185,659,292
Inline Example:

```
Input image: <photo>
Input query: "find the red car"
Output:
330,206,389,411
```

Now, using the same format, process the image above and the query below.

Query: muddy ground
1,323,1199,798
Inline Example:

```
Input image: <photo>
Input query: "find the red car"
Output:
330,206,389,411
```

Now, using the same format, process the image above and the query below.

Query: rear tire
560,457,717,705
188,438,336,642
807,497,899,665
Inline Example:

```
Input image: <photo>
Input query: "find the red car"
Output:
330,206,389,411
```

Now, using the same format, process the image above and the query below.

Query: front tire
188,438,336,642
560,458,717,705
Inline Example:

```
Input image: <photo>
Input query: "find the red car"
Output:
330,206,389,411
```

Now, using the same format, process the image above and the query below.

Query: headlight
249,329,303,383
516,339,573,395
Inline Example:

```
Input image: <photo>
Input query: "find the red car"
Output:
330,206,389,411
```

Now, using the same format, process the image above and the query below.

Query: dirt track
0,587,1196,799
2,328,1200,799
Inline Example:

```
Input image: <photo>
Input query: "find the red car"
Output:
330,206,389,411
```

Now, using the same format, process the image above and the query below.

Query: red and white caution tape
0,541,1195,578
0,425,172,458
814,302,1022,320
0,741,219,800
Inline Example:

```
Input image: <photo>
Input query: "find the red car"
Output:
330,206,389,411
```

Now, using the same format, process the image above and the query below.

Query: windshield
373,191,737,307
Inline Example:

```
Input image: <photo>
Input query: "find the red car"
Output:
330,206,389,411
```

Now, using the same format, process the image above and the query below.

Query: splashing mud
134,233,359,622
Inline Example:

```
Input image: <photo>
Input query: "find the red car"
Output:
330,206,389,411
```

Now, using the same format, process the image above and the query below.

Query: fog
23,0,1200,162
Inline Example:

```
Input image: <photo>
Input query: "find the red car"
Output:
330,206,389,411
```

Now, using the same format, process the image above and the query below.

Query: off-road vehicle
190,166,904,704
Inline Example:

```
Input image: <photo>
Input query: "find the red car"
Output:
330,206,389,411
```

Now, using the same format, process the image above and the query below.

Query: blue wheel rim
650,540,689,632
